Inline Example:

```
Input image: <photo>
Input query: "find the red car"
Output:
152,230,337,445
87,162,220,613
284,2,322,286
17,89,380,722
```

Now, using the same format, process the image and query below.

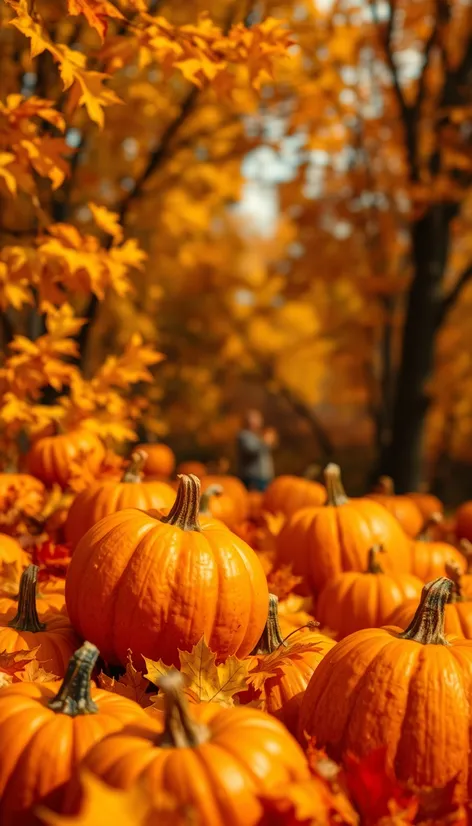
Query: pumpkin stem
7,565,46,633
398,577,453,646
416,511,443,541
251,594,285,654
324,464,349,507
199,484,223,517
366,545,385,574
122,449,147,483
161,475,201,531
460,539,472,574
445,560,464,602
48,642,99,716
158,670,210,748
374,476,395,495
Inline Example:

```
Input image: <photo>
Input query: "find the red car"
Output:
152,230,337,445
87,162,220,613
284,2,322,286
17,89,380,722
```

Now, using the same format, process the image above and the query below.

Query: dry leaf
15,659,59,683
144,636,249,707
98,650,150,707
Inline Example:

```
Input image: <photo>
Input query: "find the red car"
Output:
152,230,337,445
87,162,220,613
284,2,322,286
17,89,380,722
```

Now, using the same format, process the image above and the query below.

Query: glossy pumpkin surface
26,430,105,489
263,475,326,519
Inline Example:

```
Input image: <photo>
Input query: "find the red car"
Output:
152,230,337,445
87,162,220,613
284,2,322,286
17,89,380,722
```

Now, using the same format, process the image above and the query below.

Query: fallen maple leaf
98,650,150,707
344,749,418,824
15,659,58,683
0,647,39,675
144,636,249,707
267,564,304,601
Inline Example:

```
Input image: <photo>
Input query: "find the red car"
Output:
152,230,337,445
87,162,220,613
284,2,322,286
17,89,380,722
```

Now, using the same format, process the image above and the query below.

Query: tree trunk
379,205,452,492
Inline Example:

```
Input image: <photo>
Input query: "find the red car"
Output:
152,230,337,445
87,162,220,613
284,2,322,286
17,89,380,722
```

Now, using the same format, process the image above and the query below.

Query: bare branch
438,263,472,324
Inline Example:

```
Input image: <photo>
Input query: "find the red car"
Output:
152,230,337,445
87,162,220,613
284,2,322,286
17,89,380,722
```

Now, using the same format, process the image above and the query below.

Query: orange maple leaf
67,0,124,42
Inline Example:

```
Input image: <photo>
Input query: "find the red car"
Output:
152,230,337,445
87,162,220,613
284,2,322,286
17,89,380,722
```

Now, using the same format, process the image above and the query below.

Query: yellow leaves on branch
144,636,250,709
0,95,69,198
67,0,124,42
6,0,122,127
0,207,146,312
102,13,293,94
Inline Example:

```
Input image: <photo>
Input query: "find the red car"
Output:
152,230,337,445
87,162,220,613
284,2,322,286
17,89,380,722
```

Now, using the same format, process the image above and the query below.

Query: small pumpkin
65,474,269,667
387,560,472,639
0,564,80,676
298,577,472,801
406,490,443,523
79,669,309,826
409,514,466,582
241,594,335,734
263,475,327,519
64,450,176,548
137,442,175,479
176,460,207,479
199,483,238,529
0,472,45,511
368,476,424,538
456,500,472,544
276,464,412,596
201,474,249,522
0,642,147,825
316,546,423,639
26,429,105,489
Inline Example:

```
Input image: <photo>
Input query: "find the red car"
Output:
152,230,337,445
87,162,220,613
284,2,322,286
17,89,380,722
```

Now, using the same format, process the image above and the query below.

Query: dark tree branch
437,263,472,325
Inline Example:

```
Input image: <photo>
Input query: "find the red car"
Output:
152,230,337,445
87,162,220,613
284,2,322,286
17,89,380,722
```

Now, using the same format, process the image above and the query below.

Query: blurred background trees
1,0,471,498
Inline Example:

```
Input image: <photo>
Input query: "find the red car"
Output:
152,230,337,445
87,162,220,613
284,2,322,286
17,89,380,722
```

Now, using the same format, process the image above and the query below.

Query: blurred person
237,409,277,491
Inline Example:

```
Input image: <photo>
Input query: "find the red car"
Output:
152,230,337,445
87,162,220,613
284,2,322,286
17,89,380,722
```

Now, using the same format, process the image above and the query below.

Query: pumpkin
176,460,207,479
240,594,335,734
458,540,472,597
368,476,424,538
201,474,249,522
277,594,316,638
137,442,175,479
316,546,423,639
410,515,466,582
387,561,472,639
263,475,327,519
0,641,147,826
0,472,45,510
298,577,472,801
0,570,65,616
26,429,105,489
248,489,263,520
276,464,412,596
199,483,238,529
64,450,176,548
78,670,309,826
65,474,269,667
0,564,80,676
456,501,472,544
0,533,29,570
406,490,443,523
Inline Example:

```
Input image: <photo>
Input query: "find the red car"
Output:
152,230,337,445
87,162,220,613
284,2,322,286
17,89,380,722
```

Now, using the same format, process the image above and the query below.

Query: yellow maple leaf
67,0,124,42
15,659,59,683
98,650,150,707
144,637,249,707
88,202,124,244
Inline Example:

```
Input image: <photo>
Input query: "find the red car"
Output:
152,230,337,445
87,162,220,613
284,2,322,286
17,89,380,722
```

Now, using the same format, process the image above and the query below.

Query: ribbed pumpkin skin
406,492,443,522
316,570,423,639
276,501,412,595
410,539,465,582
26,430,105,488
263,476,327,519
65,508,269,666
80,705,309,826
367,493,423,538
0,606,81,676
201,475,249,522
0,681,147,826
298,626,472,800
387,599,472,639
64,478,176,548
137,443,175,478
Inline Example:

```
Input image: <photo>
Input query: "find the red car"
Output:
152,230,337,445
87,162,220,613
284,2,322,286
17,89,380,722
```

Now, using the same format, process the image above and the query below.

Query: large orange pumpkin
456,501,472,544
0,565,80,676
64,450,176,548
316,546,423,639
137,443,175,479
0,642,147,825
65,475,269,667
276,464,412,595
387,561,472,639
368,476,424,538
26,430,105,489
240,594,335,734
79,670,309,826
263,475,327,519
298,578,472,801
